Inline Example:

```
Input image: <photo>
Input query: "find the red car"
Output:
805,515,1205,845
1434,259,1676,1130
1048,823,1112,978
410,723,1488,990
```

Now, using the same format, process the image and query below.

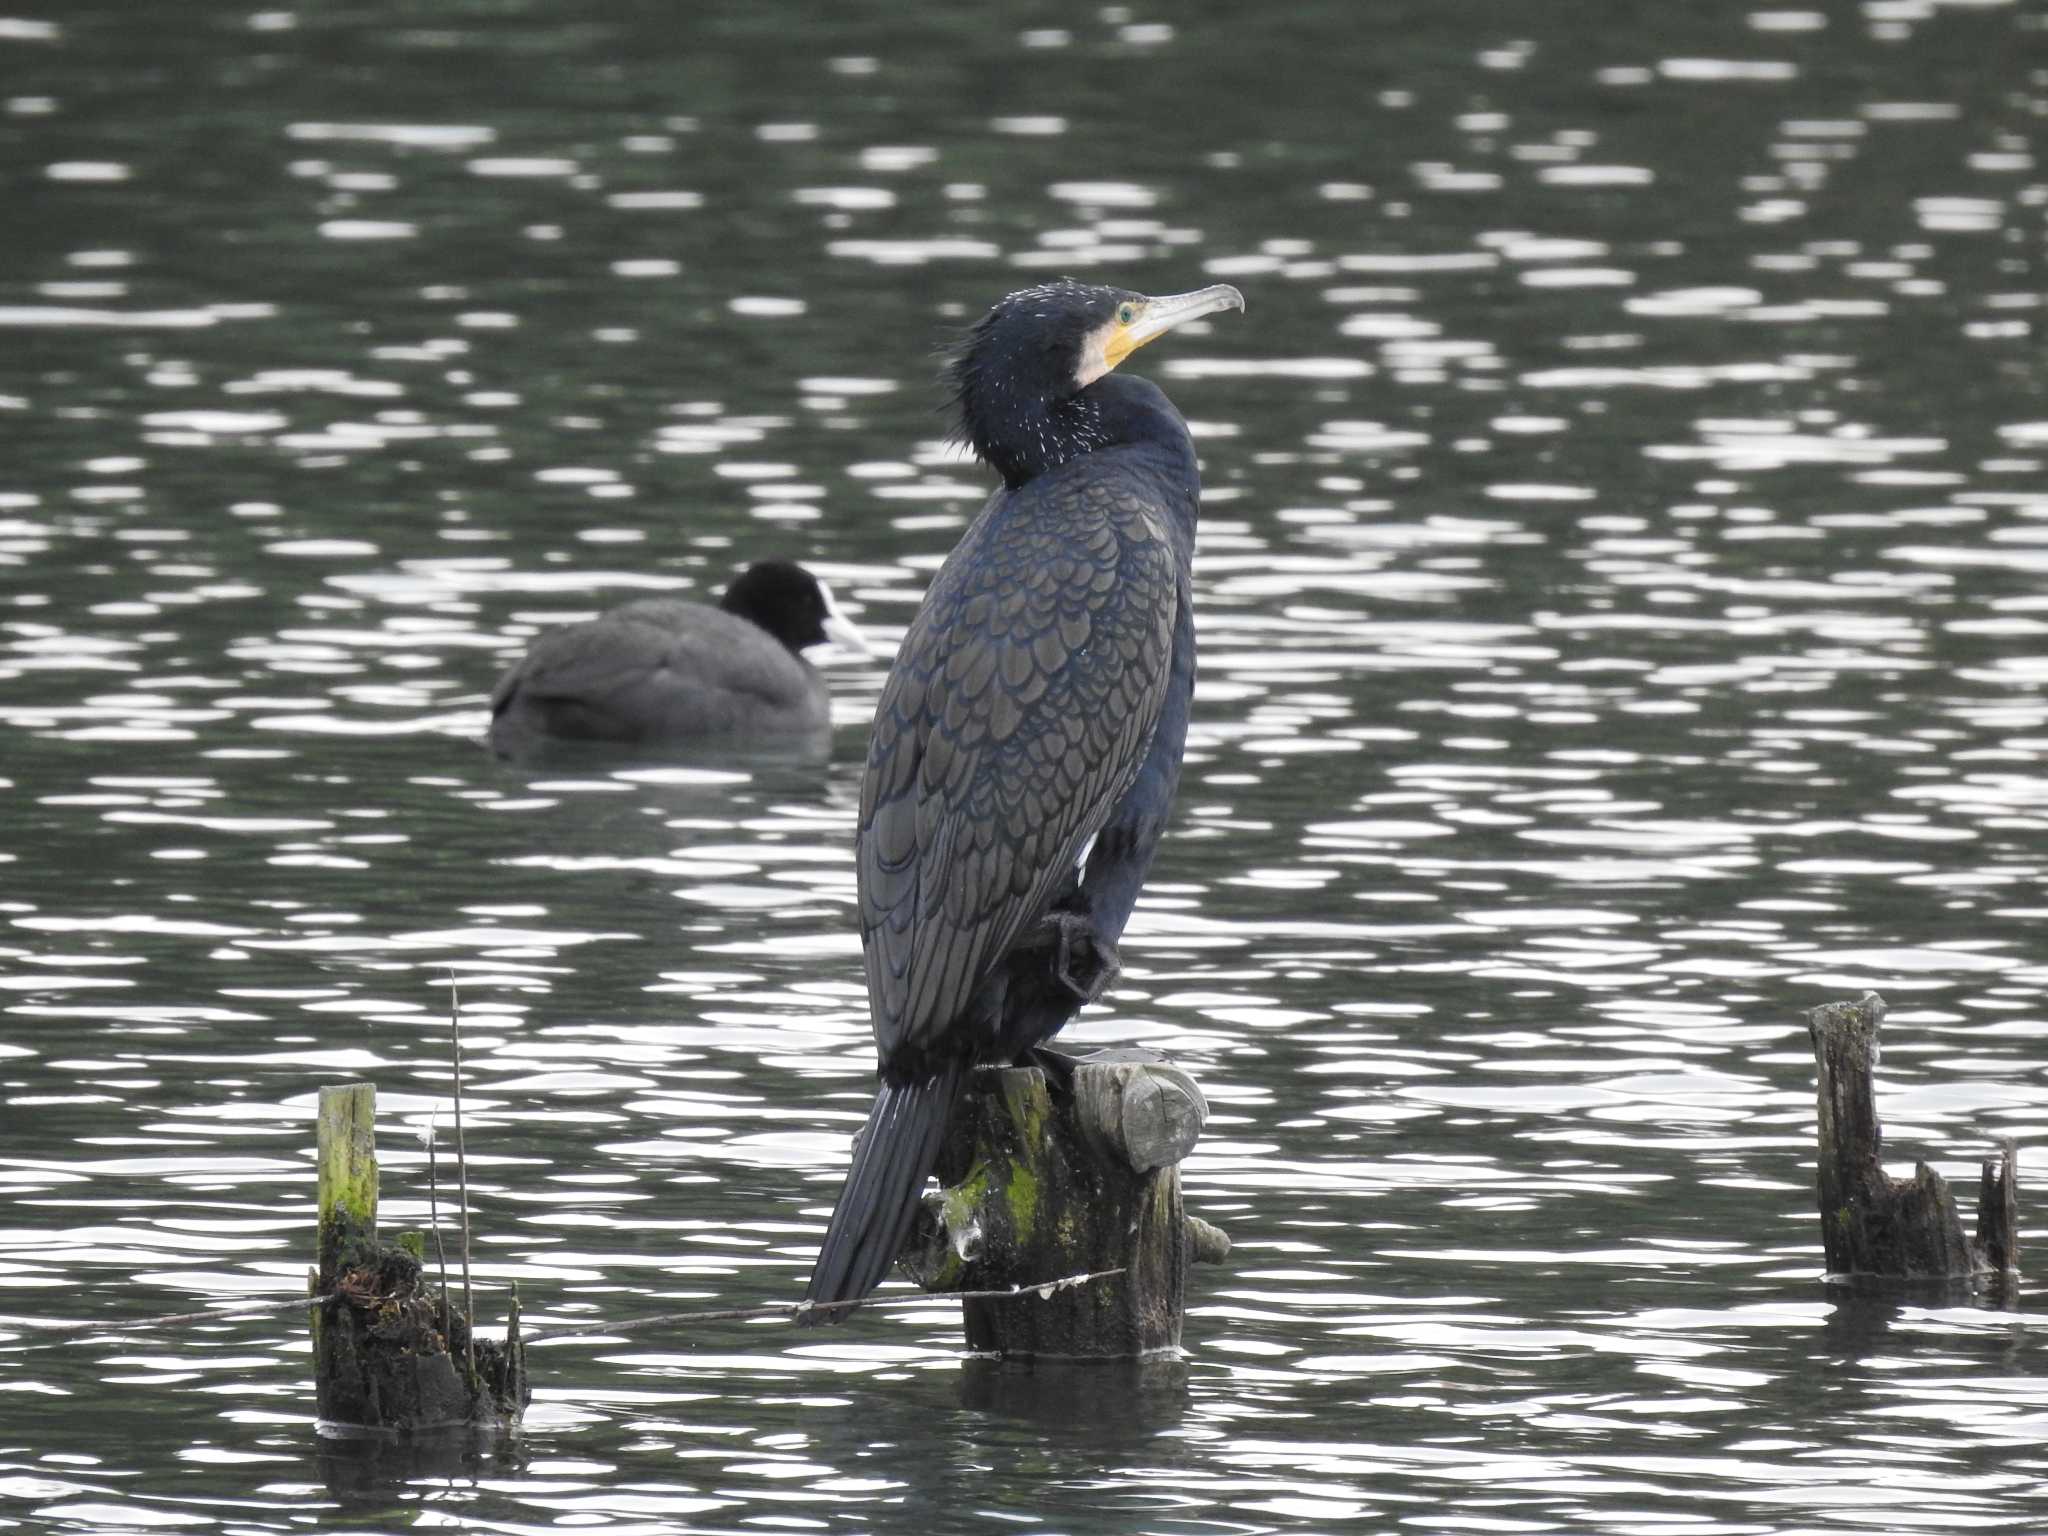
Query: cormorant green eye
1117,301,1138,325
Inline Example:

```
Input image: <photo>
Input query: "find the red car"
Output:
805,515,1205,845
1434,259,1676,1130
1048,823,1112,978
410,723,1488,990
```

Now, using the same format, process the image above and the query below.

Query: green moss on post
317,1083,378,1289
901,1051,1228,1359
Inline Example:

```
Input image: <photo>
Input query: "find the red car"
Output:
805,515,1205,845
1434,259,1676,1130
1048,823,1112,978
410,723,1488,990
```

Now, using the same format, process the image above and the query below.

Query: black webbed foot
1042,907,1121,1005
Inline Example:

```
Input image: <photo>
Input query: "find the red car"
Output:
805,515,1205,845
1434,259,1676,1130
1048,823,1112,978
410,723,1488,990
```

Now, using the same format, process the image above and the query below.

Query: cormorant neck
971,373,1195,493
974,392,1102,490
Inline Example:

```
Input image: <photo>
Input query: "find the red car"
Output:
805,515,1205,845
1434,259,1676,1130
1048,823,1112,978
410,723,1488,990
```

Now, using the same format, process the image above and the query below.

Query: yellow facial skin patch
1075,284,1245,388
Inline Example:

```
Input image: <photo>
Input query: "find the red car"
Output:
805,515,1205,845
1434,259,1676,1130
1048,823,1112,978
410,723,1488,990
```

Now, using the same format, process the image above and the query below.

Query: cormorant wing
858,476,1179,1060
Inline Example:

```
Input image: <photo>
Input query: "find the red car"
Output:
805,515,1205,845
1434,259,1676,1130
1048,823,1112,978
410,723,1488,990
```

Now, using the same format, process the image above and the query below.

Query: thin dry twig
6,1294,315,1340
425,1105,451,1342
521,1267,1131,1341
448,974,476,1386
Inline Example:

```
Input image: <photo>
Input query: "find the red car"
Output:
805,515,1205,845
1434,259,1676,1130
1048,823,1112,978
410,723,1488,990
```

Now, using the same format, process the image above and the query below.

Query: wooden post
1807,993,2019,1284
900,1050,1228,1358
317,1083,378,1284
312,1082,528,1432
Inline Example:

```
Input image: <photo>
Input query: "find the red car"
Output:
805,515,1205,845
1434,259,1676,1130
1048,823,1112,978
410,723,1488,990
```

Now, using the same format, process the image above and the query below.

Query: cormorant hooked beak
1100,283,1246,374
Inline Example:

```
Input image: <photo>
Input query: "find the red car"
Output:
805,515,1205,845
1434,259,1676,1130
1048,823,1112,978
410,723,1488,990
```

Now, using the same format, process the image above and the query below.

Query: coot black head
719,560,864,656
944,278,1244,488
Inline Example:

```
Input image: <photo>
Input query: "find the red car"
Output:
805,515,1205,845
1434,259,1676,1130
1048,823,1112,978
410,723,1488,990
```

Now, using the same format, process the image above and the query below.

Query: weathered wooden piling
900,1050,1228,1358
312,1082,528,1432
1807,993,2019,1284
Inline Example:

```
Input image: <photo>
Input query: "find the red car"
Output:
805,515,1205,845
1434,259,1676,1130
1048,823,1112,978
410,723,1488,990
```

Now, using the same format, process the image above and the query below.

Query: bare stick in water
522,1267,1133,1340
425,1106,451,1341
12,1267,1129,1345
449,974,476,1385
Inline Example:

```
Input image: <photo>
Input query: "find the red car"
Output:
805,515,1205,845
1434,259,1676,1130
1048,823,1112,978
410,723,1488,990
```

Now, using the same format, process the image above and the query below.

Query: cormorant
803,278,1244,1312
487,559,867,756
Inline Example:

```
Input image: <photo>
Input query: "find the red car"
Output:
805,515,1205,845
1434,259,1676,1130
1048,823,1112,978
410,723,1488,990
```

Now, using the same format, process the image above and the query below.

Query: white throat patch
1071,316,1122,390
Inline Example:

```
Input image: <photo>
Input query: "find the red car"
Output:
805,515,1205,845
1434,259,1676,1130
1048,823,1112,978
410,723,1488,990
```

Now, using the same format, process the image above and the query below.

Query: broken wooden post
312,1081,528,1432
900,1049,1228,1358
1807,992,2019,1284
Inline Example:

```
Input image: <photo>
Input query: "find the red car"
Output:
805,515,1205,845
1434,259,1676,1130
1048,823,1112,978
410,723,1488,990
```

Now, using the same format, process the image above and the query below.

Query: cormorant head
720,561,869,657
945,278,1245,488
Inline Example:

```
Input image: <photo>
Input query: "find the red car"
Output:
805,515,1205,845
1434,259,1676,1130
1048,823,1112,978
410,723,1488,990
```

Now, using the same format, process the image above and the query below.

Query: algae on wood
901,1051,1227,1358
317,1081,378,1261
1807,993,2019,1285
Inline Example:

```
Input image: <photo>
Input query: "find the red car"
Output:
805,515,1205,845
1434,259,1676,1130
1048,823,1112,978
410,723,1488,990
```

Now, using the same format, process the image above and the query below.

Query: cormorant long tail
803,1062,967,1308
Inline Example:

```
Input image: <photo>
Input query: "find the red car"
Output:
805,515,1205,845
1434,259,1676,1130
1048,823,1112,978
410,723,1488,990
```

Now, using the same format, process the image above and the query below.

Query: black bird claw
1044,909,1121,1004
1030,1043,1080,1092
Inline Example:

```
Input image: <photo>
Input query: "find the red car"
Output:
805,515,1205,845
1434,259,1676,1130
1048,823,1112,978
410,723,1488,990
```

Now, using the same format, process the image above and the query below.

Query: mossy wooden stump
901,1050,1228,1359
313,1082,528,1432
1808,993,2019,1285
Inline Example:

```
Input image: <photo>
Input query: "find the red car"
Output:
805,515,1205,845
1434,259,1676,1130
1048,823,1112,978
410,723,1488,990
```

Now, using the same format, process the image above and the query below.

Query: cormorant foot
1043,908,1121,1004
1029,1043,1081,1093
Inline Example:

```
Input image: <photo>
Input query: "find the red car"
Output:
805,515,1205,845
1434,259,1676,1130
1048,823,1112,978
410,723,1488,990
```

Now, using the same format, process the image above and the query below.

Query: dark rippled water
5,1,2048,1530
